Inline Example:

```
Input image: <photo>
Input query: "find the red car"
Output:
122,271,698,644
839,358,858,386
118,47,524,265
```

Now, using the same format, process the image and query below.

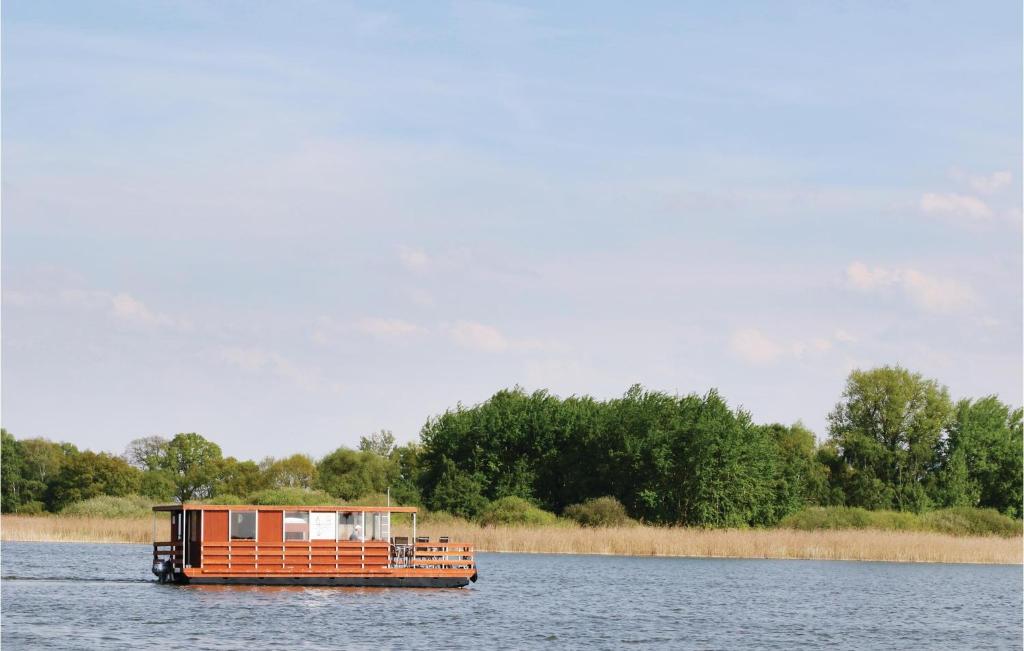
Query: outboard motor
152,560,173,583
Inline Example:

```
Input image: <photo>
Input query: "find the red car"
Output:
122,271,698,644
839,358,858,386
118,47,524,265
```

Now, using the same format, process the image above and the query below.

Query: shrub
779,506,1022,537
563,497,635,527
246,488,338,506
15,500,46,515
477,497,558,527
779,507,912,531
921,507,1022,537
60,495,155,519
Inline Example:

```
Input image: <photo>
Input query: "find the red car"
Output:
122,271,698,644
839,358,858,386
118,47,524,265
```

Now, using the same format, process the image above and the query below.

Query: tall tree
316,448,395,500
262,454,318,489
124,435,170,471
759,421,829,513
827,366,952,511
389,442,423,505
935,397,1023,517
216,457,269,498
1,430,25,512
160,433,223,502
358,430,396,457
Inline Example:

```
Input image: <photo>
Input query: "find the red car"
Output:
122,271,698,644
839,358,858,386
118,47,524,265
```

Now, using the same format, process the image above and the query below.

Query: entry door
186,511,202,568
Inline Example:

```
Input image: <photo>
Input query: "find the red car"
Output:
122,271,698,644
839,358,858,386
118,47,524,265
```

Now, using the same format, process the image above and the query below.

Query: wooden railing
199,540,391,572
153,542,182,569
411,542,475,570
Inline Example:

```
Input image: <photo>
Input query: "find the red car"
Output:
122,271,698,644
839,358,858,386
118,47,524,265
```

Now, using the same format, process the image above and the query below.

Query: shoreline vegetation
3,366,1021,569
2,514,1020,565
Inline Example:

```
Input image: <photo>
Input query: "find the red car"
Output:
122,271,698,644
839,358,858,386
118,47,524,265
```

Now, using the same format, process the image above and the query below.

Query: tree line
1,366,1020,525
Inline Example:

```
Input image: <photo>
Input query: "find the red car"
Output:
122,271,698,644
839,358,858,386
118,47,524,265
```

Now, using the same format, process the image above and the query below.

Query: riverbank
2,515,1020,564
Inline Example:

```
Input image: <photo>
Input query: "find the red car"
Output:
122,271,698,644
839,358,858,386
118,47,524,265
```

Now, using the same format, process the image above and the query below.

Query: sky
2,1,1021,460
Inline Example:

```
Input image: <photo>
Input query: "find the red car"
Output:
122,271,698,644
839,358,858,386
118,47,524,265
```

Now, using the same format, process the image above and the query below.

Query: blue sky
3,1,1021,459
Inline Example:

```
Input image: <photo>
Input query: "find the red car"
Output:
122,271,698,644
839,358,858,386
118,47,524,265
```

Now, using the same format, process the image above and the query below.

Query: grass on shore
3,514,1020,565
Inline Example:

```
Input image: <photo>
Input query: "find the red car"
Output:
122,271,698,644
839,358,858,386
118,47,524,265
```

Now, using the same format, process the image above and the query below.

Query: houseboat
151,504,477,588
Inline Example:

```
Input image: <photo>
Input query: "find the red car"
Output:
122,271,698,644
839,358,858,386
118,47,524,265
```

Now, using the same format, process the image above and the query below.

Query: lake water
1,542,1021,649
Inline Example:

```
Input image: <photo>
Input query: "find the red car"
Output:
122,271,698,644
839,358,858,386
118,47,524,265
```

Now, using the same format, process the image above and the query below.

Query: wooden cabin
151,504,476,588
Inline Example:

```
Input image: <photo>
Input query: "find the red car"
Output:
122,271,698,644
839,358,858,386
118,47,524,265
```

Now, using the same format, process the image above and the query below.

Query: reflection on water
2,542,1021,650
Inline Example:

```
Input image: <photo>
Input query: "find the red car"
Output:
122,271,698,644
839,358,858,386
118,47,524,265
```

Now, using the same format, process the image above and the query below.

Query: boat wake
1,576,154,584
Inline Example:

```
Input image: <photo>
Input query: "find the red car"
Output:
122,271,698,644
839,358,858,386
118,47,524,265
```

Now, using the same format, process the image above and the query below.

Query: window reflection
230,512,256,540
284,511,309,541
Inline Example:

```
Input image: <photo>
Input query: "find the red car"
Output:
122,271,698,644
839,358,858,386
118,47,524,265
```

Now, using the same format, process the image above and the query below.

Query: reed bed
418,522,1022,565
3,515,1020,564
2,515,160,544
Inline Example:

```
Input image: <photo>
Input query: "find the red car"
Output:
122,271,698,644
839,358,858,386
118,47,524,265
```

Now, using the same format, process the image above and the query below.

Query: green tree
217,457,269,497
160,433,223,502
759,421,829,513
935,397,1023,517
827,366,952,512
139,470,176,501
389,442,423,505
1,430,25,512
18,438,78,506
673,391,781,526
45,451,141,511
416,385,799,526
316,448,394,500
428,462,489,518
262,454,318,489
358,430,396,456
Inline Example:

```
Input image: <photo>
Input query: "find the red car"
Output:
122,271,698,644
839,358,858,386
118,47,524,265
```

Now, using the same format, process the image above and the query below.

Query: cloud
5,287,191,330
109,293,191,330
833,329,857,343
312,316,426,344
845,261,974,313
730,328,785,364
448,320,509,352
219,346,343,393
968,171,1012,195
730,327,856,365
353,317,425,338
220,346,270,371
919,192,992,221
398,246,431,272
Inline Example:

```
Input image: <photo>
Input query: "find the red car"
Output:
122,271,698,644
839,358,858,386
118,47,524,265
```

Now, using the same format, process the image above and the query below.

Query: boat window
310,512,336,540
338,512,355,540
284,511,309,541
365,512,380,541
230,512,256,540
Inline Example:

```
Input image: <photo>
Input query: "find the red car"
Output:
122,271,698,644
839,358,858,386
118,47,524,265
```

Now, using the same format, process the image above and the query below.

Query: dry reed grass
2,515,161,544
417,522,1022,565
3,515,1020,564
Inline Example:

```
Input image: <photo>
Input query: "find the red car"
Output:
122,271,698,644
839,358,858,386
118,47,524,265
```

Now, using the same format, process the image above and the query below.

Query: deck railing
410,542,475,570
200,540,390,572
153,542,183,570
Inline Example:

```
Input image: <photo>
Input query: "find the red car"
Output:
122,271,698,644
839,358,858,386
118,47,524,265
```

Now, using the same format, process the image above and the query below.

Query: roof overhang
152,504,419,513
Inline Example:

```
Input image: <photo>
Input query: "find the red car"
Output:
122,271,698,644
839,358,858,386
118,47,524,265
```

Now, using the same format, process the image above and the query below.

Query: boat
150,503,477,588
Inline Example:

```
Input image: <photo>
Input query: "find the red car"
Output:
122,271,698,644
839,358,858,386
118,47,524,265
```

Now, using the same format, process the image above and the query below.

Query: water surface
2,542,1020,649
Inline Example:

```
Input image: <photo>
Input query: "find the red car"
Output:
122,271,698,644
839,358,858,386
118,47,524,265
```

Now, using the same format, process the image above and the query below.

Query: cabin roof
152,504,419,513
